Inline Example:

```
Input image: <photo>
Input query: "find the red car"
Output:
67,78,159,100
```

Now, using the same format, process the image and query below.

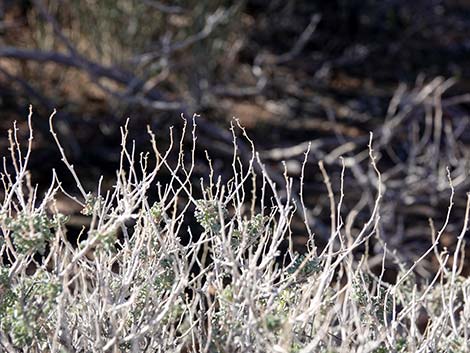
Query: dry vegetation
2,2,470,352
0,106,469,352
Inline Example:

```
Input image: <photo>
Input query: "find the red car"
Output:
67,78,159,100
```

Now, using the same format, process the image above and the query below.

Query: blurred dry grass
2,1,470,276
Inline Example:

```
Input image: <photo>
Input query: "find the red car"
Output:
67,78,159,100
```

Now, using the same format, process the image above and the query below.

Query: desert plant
0,107,469,352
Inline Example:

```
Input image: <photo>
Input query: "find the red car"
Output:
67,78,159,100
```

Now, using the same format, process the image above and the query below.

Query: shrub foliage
0,107,469,352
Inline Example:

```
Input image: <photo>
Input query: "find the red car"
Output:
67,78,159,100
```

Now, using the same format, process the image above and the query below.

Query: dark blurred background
2,0,470,276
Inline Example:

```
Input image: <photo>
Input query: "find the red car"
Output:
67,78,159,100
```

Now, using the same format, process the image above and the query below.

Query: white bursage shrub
0,106,469,353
